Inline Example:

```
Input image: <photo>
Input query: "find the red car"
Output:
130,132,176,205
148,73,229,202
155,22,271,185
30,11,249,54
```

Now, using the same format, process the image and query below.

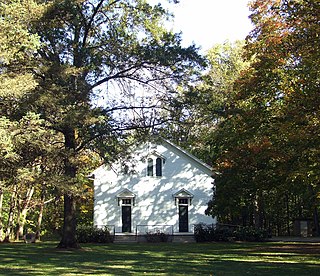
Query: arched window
147,158,153,176
156,157,162,176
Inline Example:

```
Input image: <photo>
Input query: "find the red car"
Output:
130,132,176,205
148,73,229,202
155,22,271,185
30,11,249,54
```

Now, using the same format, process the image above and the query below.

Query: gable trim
116,188,136,206
116,188,136,198
173,188,194,198
173,188,194,206
160,138,213,176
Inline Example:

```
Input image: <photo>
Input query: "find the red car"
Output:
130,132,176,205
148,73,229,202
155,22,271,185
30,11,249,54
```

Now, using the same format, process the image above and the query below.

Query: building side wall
93,142,216,233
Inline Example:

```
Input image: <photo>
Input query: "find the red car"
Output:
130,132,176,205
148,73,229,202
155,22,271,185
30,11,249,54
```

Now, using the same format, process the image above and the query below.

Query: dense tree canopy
0,0,48,242
204,0,320,235
0,0,43,111
1,0,318,244
16,0,203,248
0,0,204,246
162,41,250,164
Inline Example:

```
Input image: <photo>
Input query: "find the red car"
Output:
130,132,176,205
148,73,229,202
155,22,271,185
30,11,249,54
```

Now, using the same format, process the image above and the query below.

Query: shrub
194,223,268,242
234,226,269,242
194,223,215,242
76,225,113,243
194,223,233,242
145,230,169,242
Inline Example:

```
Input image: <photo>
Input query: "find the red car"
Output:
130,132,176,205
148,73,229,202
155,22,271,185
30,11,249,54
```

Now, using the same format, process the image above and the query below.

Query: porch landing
113,233,137,243
113,233,195,243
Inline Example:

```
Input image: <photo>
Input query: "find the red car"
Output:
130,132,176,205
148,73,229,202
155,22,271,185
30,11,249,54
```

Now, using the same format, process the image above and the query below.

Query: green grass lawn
0,241,319,275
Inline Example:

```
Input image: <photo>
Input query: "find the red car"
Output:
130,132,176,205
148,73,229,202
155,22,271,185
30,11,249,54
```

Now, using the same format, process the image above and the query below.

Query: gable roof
159,138,213,176
90,137,213,177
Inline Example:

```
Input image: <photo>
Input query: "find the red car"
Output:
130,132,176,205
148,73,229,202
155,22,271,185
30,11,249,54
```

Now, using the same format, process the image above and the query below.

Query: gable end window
146,156,164,177
156,157,162,176
147,158,153,176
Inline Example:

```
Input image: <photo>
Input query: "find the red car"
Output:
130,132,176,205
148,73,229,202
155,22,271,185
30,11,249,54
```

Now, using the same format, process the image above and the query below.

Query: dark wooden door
179,205,188,232
122,206,132,232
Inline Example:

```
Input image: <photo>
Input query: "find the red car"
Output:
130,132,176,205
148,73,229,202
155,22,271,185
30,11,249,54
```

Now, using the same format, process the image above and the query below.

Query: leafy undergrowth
0,241,319,275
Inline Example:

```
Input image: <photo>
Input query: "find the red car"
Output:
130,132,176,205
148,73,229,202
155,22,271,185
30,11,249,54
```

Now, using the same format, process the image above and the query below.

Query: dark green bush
194,223,215,242
194,223,233,242
145,230,169,242
194,223,268,242
76,225,113,243
234,226,268,242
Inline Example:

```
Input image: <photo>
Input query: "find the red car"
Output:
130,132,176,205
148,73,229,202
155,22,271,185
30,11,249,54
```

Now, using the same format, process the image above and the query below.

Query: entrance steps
172,234,195,243
113,234,137,243
113,233,195,243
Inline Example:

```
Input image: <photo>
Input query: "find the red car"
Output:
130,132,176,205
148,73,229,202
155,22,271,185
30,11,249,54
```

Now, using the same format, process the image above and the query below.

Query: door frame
116,189,136,233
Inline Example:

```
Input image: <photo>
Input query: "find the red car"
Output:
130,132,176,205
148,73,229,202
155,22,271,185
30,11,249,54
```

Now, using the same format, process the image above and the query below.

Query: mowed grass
0,241,319,275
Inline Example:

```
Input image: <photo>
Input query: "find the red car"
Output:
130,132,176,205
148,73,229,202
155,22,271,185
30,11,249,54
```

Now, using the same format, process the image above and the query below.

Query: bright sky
151,0,253,53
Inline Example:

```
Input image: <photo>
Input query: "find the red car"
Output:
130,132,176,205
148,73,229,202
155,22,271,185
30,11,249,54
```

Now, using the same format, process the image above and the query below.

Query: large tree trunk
0,186,3,241
58,194,79,248
3,185,17,242
57,127,80,249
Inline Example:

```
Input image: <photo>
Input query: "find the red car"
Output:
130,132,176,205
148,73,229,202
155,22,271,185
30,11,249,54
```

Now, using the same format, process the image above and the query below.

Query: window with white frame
146,156,164,177
147,158,153,176
156,157,162,176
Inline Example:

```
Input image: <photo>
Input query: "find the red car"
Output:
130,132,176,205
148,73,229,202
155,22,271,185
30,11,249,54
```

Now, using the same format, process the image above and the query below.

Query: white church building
92,138,216,237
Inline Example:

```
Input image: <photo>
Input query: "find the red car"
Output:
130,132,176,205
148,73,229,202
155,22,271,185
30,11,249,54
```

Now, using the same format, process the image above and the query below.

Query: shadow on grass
0,242,319,275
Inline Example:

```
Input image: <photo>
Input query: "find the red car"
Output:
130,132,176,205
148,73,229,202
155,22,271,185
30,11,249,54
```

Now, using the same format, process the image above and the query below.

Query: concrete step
172,235,195,243
113,234,196,243
114,235,137,243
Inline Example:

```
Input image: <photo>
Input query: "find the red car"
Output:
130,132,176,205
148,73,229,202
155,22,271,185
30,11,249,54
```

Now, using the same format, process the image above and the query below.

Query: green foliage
0,0,43,108
1,0,205,246
76,225,113,243
2,0,203,246
194,223,268,242
234,226,269,242
0,113,52,181
24,0,204,247
161,41,249,164
194,223,218,242
203,0,320,236
145,230,170,242
40,196,64,237
0,0,41,64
